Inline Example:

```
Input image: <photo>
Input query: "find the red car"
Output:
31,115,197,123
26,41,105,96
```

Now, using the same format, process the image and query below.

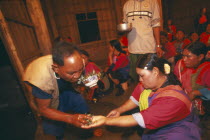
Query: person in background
24,42,92,140
172,30,191,63
166,19,177,41
106,39,130,96
200,24,210,47
79,50,112,102
174,42,210,116
122,0,164,82
82,53,201,140
206,47,210,61
194,8,209,35
189,32,200,43
118,31,129,55
160,31,176,66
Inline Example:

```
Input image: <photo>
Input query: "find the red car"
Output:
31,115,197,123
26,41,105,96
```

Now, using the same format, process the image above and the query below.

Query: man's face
53,52,84,83
182,49,203,68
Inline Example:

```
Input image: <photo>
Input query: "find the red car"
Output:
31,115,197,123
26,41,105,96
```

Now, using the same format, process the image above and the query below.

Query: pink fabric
174,59,193,93
131,84,191,129
85,62,101,75
163,42,176,59
200,32,210,46
112,53,129,71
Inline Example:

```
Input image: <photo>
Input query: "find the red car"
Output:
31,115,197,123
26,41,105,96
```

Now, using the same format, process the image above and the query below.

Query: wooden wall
164,0,210,34
42,0,129,67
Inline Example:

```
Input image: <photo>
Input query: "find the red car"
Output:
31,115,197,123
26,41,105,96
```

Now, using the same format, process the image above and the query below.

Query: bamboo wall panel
7,21,41,67
43,0,124,65
0,0,31,25
0,0,42,68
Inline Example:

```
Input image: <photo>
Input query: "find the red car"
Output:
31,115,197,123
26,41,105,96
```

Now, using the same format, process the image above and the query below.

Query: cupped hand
106,109,120,118
70,114,93,128
81,115,106,129
156,47,164,58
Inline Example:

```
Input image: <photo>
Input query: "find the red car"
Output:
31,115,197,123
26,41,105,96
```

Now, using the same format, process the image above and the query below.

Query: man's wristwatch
156,45,162,48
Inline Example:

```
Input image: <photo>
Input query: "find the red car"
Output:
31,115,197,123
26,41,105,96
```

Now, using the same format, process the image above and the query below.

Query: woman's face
182,49,203,68
190,33,199,42
136,67,158,89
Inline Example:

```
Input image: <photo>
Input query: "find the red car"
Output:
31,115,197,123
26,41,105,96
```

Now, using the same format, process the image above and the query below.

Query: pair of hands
81,109,120,129
70,114,93,128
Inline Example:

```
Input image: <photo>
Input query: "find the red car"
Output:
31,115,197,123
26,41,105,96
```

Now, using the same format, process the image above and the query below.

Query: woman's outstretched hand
107,109,120,118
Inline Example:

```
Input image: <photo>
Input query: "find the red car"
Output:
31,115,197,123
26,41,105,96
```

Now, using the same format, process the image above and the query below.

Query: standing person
122,0,163,82
106,40,130,96
194,8,209,35
24,42,92,140
82,54,201,140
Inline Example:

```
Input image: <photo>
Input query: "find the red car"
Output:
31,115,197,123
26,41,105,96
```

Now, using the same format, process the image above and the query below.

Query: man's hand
156,47,164,58
81,115,106,129
106,109,120,118
68,114,93,128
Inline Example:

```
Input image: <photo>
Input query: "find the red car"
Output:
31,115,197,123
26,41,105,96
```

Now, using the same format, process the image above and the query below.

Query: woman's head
183,42,207,68
136,54,180,90
109,39,126,55
175,30,185,41
189,32,199,42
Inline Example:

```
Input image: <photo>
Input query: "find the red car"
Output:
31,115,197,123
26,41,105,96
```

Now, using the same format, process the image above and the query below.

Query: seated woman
174,42,210,115
106,39,130,96
82,54,201,139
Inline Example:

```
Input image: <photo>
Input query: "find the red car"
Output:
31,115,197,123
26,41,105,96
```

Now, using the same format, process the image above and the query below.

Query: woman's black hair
109,39,126,54
185,41,207,63
136,53,181,86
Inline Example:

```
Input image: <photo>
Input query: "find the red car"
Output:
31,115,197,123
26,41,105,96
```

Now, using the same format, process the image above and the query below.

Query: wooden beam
26,0,52,55
0,10,24,80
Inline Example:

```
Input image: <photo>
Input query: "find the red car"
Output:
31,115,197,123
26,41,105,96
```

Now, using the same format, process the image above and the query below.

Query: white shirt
123,0,160,54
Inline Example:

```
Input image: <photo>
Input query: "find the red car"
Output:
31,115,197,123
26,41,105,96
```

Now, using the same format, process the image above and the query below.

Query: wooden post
26,0,52,55
0,10,24,80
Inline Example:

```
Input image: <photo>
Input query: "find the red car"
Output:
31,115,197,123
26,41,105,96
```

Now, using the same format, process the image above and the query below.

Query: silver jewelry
54,72,60,79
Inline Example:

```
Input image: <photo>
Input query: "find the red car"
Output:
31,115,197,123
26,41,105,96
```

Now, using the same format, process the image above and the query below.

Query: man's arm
35,98,90,127
153,26,164,57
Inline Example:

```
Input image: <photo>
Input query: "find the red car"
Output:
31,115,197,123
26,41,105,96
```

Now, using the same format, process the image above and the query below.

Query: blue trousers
42,90,89,136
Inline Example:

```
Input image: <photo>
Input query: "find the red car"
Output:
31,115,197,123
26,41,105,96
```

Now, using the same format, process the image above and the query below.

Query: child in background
79,50,112,102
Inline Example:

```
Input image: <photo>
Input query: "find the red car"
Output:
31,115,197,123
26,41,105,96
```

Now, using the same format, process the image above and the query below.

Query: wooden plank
0,10,24,80
26,0,52,55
